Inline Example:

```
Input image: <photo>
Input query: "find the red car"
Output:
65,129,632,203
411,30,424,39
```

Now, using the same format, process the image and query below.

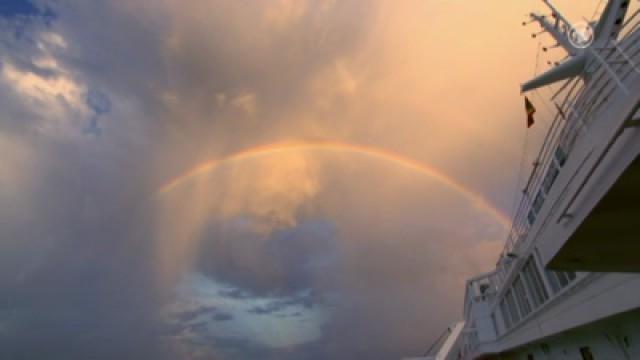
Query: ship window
491,313,498,335
500,299,512,329
541,343,550,354
555,146,567,166
532,191,545,213
560,271,577,285
579,346,595,360
557,271,571,287
545,270,562,293
505,289,521,325
513,276,532,317
522,256,549,308
546,271,578,293
527,209,537,225
541,162,559,194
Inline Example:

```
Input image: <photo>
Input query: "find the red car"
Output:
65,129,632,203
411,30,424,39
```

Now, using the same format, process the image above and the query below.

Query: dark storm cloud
202,333,329,360
1,1,364,356
196,219,339,298
207,336,281,360
186,321,210,335
0,15,59,134
0,0,52,19
174,305,232,323
0,0,554,359
212,312,233,322
0,1,38,17
247,291,316,316
175,305,218,323
0,143,172,359
0,4,174,359
217,287,254,300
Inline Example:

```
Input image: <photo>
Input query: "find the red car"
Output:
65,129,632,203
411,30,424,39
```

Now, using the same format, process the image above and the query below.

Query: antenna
520,0,629,92
542,44,561,52
525,11,576,55
541,0,572,30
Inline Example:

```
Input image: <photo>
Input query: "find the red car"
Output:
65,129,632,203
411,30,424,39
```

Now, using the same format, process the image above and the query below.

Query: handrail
500,14,640,261
524,149,594,253
622,9,640,37
557,99,640,222
503,70,590,256
467,13,640,358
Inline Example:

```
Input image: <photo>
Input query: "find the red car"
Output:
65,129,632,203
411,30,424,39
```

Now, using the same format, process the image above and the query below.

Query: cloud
212,313,234,322
247,291,316,316
154,152,324,289
0,1,41,18
0,5,174,359
0,0,606,359
175,306,218,323
219,152,321,232
165,273,328,358
264,0,308,29
195,219,339,297
0,44,89,136
230,91,257,116
217,287,254,300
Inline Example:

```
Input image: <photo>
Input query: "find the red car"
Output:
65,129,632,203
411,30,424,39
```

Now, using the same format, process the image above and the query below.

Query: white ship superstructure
409,1,640,359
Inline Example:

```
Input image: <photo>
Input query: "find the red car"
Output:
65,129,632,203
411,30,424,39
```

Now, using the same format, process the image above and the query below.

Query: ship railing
498,8,640,273
463,270,502,320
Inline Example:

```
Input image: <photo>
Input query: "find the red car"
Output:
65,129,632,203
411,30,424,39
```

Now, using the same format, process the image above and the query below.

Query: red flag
524,96,536,128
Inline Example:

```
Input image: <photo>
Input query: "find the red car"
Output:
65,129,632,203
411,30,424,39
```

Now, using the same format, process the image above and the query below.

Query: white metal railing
499,9,640,263
463,14,640,353
458,10,640,359
457,9,640,358
464,271,497,319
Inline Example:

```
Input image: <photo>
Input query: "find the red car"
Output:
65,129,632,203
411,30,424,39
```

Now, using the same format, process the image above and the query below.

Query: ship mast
521,0,630,93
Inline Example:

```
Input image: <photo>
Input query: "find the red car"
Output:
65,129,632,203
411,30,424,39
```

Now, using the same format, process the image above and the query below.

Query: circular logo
568,21,594,49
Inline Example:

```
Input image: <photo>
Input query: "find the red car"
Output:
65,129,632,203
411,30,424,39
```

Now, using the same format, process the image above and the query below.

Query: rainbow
157,140,511,228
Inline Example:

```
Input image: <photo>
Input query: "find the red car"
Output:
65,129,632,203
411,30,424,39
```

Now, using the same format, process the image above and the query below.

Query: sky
0,0,603,359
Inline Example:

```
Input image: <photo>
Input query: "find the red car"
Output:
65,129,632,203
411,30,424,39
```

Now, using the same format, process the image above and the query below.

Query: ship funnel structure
521,0,630,93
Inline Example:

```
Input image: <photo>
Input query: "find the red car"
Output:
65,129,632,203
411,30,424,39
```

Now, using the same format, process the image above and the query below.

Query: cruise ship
408,1,640,359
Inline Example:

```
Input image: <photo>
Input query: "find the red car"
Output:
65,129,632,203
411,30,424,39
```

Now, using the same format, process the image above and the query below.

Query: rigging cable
532,42,555,127
531,40,552,126
532,89,553,127
506,41,541,237
507,120,530,240
591,0,606,21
